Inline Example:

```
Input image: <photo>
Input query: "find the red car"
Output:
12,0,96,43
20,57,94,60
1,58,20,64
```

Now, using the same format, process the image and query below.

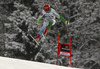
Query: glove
65,21,69,24
36,20,40,25
67,21,69,25
65,21,67,24
36,17,42,25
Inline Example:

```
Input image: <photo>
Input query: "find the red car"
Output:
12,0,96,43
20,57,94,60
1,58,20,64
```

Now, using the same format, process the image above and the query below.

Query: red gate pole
56,54,59,65
56,34,60,65
70,37,72,67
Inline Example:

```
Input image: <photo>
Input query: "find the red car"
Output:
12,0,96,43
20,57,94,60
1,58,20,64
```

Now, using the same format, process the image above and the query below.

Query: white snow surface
0,56,82,69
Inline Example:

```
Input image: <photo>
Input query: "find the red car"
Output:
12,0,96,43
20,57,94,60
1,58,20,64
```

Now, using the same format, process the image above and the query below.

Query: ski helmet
43,4,50,11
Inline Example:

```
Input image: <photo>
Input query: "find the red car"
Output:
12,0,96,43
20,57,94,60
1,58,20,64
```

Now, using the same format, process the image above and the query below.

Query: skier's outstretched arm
36,11,44,25
52,9,68,24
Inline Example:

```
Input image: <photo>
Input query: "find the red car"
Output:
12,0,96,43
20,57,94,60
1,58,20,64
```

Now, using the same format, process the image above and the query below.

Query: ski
28,34,39,45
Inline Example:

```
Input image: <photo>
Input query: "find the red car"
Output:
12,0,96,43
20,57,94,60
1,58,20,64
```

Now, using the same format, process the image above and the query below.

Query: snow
4,23,12,28
5,41,24,50
5,33,16,39
0,56,81,69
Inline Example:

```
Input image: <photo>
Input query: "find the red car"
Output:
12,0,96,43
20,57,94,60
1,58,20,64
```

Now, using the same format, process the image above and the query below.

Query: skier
35,4,69,41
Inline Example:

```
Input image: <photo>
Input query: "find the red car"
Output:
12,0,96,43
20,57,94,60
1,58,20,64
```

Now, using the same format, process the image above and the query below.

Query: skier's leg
47,19,55,30
44,19,55,35
38,20,49,35
35,34,41,41
36,20,48,40
38,25,47,35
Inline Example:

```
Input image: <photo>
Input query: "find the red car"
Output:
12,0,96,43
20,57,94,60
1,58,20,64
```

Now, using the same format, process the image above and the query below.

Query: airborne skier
35,4,69,41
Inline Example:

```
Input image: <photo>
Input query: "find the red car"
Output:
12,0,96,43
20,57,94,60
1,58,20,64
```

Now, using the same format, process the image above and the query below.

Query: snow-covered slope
0,56,81,69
